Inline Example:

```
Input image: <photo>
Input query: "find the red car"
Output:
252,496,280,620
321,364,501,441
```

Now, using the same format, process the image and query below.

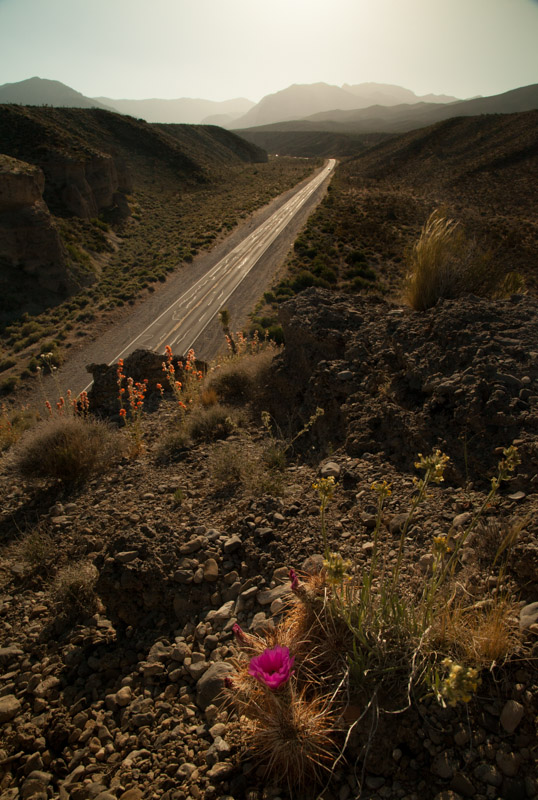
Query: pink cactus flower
289,568,299,592
248,645,295,690
232,623,248,644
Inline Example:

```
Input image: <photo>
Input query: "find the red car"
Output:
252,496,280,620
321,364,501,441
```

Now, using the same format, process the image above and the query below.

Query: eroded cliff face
42,151,132,219
0,155,71,317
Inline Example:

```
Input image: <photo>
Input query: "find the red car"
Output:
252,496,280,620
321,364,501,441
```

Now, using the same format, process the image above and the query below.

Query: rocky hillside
0,105,266,220
0,291,537,800
0,104,278,328
260,110,538,313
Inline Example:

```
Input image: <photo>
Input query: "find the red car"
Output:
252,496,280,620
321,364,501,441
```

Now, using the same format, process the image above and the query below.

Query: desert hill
346,109,538,215
232,81,460,129
260,109,538,321
0,104,268,323
0,77,112,111
234,84,538,158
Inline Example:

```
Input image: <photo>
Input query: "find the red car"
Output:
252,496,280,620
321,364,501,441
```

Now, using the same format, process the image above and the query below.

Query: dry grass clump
0,403,39,452
208,436,284,496
19,527,56,573
186,404,245,443
207,349,275,406
51,561,99,620
14,416,126,484
404,208,524,311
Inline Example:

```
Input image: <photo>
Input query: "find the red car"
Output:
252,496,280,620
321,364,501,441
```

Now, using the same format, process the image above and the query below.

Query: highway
37,159,335,399
108,159,336,363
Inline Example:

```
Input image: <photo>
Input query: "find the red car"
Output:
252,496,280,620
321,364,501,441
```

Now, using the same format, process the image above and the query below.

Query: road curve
106,159,336,366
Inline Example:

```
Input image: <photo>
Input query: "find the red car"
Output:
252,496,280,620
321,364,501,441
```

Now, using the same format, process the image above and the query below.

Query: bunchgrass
404,208,524,310
14,416,127,485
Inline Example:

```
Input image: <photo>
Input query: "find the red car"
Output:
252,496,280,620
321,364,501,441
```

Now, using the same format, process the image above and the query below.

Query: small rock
500,699,525,733
452,512,472,528
388,513,408,534
180,536,205,554
223,535,242,554
519,601,538,631
431,752,455,779
0,646,24,663
319,461,341,479
0,694,21,723
206,761,234,780
495,750,520,777
115,686,132,707
196,661,234,710
203,558,219,582
473,763,502,787
115,551,139,564
450,773,475,797
256,583,291,606
119,790,144,800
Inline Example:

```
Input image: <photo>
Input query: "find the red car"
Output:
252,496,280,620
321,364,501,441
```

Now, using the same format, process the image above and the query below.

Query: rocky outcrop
0,155,69,302
273,288,538,488
42,151,132,219
87,348,207,417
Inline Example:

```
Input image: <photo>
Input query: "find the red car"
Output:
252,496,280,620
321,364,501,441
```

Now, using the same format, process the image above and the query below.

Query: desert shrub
0,404,38,451
187,404,244,443
208,440,245,489
404,208,524,311
14,416,126,484
51,561,99,619
19,527,55,573
207,349,275,406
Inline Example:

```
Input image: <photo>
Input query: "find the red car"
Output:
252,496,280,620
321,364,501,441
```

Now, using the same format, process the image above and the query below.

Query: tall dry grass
404,208,523,310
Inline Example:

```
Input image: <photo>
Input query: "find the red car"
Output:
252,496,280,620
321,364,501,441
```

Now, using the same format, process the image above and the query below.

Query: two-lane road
36,159,335,399
107,159,336,365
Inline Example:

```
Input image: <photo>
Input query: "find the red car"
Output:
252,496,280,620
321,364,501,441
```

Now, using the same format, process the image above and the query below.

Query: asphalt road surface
35,159,334,399
108,159,336,364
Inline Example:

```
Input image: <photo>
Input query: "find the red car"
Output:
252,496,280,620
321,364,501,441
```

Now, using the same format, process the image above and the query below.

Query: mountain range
0,76,460,128
1,76,537,154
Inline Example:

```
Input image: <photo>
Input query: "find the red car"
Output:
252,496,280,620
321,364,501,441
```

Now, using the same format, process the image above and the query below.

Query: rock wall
43,151,132,219
0,155,69,298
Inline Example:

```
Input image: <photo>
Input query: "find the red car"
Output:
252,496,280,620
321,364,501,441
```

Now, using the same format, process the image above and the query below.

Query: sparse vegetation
51,561,99,620
14,416,126,484
404,208,525,310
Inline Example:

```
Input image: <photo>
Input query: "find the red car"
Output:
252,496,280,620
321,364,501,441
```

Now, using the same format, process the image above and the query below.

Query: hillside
0,104,319,391
236,84,538,144
0,293,536,800
254,110,538,328
0,77,112,110
235,128,390,158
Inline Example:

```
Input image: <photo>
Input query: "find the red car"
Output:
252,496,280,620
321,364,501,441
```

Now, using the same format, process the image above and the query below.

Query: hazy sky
1,0,537,102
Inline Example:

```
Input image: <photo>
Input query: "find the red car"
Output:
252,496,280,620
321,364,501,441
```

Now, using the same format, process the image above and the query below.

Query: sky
0,0,537,103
